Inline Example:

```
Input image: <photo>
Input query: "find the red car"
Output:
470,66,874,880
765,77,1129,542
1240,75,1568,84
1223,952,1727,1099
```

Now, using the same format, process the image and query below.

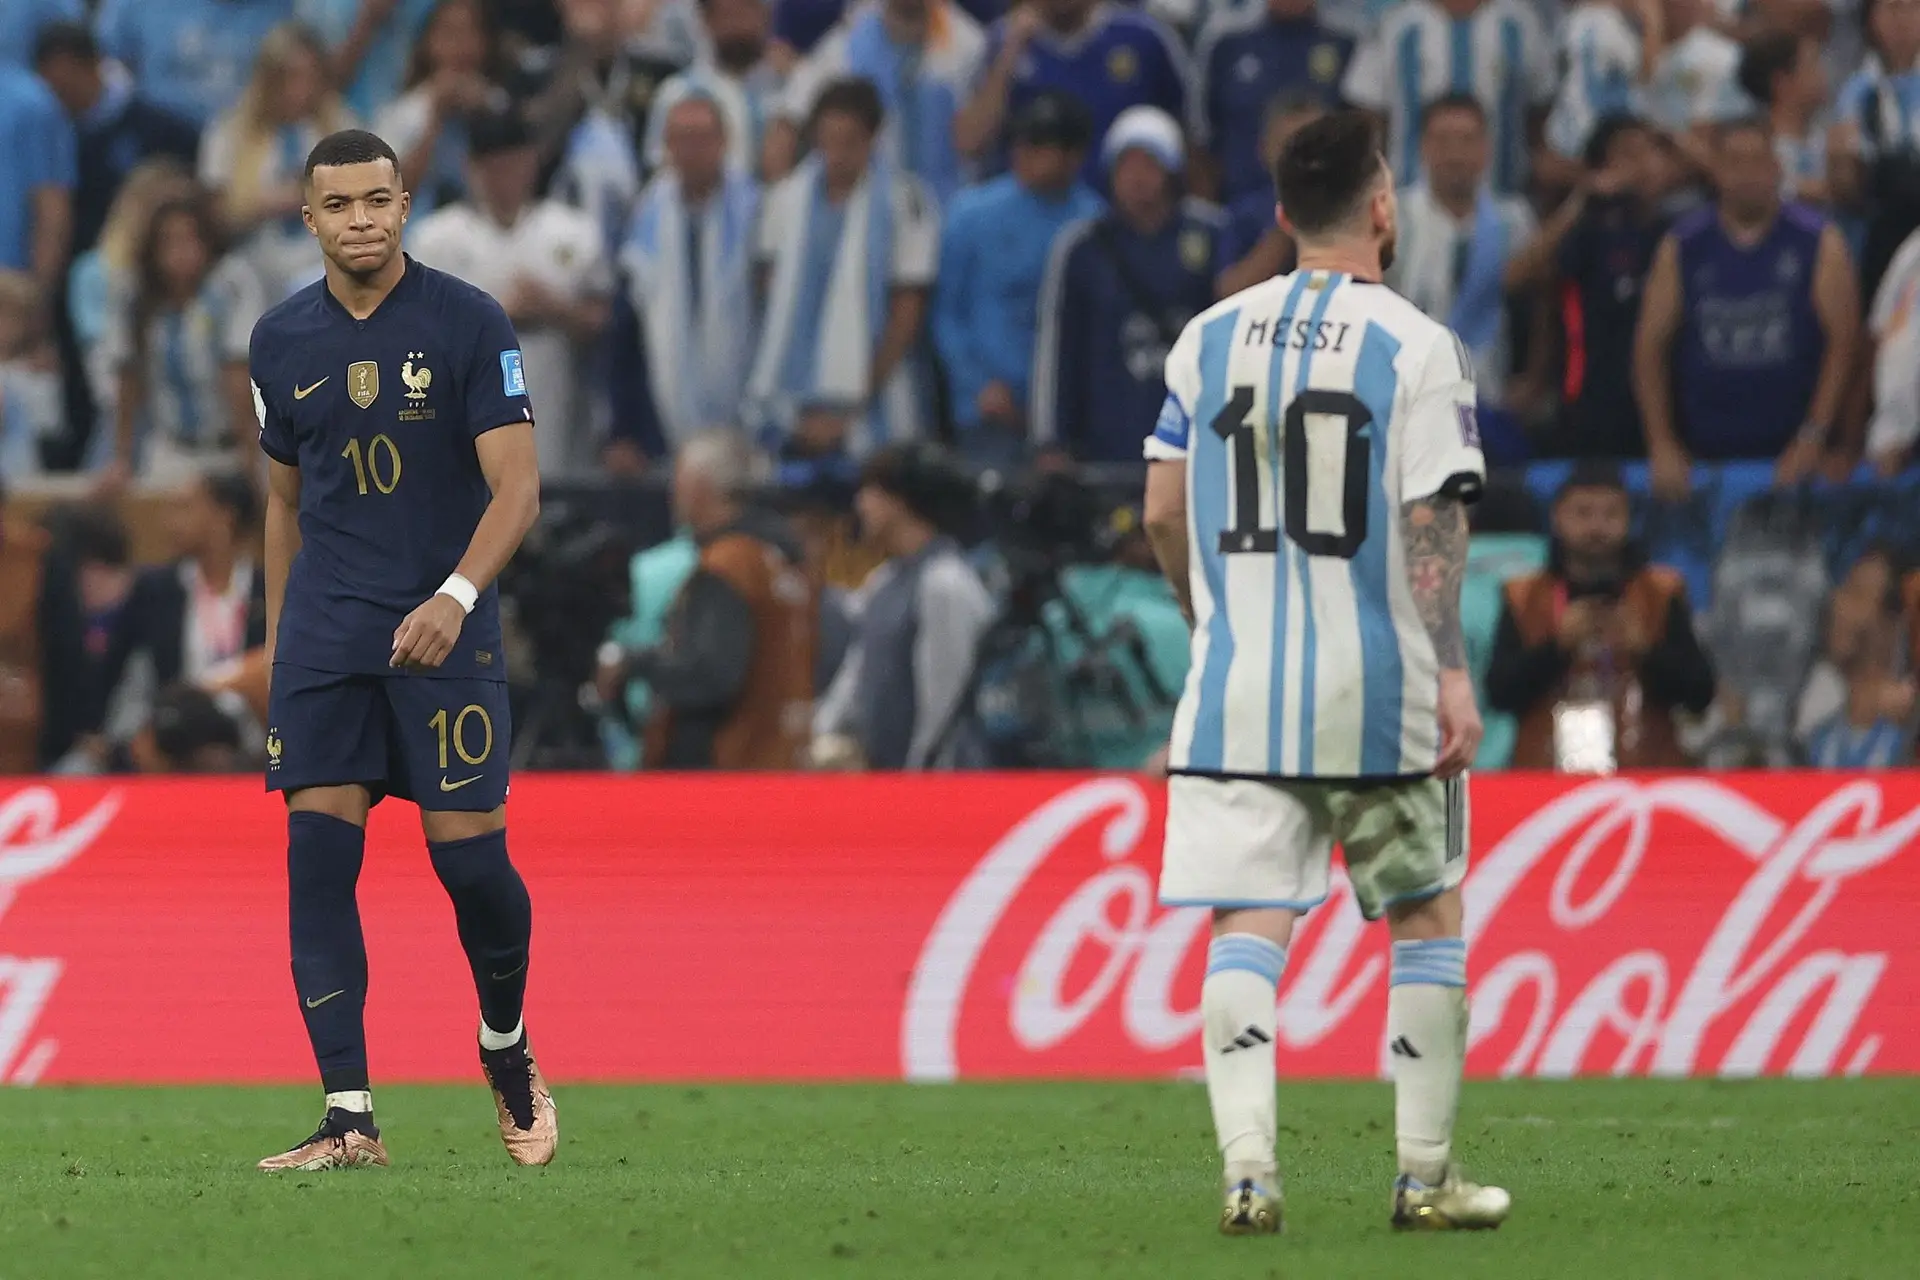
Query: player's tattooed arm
1401,492,1470,670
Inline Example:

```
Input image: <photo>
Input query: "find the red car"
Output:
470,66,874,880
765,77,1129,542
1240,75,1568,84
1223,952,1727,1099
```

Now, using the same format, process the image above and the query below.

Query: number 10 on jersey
342,434,402,495
1210,384,1372,560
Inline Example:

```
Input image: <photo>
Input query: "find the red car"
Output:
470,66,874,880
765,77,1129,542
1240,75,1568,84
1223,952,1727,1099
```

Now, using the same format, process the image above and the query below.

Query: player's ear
302,199,316,239
1275,204,1294,238
399,188,410,225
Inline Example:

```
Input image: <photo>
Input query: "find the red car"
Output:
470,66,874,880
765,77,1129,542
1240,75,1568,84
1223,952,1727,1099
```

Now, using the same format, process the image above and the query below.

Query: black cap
1011,90,1093,151
466,106,534,158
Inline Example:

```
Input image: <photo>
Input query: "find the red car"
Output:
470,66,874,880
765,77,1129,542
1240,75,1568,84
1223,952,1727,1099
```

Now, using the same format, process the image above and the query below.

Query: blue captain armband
500,349,525,397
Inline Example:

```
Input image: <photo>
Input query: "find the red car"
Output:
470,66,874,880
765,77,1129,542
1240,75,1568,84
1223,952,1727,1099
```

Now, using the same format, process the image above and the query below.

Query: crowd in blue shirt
11,0,1920,775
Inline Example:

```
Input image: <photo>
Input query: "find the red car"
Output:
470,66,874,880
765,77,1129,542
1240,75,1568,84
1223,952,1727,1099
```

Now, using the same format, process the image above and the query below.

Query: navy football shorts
265,663,511,811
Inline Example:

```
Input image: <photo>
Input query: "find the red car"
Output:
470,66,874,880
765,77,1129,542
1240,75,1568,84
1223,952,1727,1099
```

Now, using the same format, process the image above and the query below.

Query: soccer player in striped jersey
1142,109,1510,1237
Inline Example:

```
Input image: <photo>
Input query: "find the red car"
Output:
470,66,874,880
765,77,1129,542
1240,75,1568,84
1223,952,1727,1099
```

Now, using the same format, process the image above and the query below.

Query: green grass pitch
2,1079,1916,1279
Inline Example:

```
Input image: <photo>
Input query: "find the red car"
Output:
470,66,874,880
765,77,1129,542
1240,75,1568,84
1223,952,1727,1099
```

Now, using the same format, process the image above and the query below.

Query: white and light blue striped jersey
1342,0,1555,194
1145,270,1487,780
1546,2,1644,160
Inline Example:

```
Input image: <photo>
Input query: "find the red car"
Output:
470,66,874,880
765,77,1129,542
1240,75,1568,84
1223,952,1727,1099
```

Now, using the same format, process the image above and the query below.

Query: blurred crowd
9,0,1920,776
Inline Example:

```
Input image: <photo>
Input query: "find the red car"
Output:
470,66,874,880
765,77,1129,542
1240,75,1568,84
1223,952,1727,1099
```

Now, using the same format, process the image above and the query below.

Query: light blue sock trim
1206,933,1287,986
1390,937,1467,988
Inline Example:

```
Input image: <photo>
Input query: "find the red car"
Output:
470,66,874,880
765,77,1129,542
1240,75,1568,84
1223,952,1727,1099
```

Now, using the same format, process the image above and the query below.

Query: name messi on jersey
1242,316,1350,352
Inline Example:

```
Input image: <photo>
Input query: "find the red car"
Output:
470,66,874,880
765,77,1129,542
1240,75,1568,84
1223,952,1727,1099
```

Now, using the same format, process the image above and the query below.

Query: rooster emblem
402,352,432,401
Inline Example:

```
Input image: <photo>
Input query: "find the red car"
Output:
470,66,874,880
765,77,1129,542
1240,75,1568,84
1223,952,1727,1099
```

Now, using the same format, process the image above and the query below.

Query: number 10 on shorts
431,705,494,768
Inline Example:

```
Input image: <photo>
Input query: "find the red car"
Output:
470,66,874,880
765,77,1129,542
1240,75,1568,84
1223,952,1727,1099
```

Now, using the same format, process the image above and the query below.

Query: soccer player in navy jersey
249,129,554,1172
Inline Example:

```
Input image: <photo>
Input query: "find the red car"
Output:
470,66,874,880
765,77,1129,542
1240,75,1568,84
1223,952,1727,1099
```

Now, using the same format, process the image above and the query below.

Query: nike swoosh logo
293,377,329,400
491,959,527,981
440,775,483,792
305,990,346,1009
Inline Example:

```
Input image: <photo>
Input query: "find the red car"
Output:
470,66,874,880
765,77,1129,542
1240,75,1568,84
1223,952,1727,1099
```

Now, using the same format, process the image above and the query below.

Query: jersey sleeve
889,177,940,287
1144,314,1204,461
1398,327,1486,504
463,293,535,439
249,327,298,466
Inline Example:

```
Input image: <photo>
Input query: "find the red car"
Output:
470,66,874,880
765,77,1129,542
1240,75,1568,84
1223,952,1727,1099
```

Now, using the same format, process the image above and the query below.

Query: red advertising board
0,772,1915,1085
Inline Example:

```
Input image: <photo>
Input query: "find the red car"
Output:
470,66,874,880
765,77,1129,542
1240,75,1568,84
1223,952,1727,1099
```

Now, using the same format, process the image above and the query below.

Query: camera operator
602,429,819,770
812,442,993,770
1485,462,1716,772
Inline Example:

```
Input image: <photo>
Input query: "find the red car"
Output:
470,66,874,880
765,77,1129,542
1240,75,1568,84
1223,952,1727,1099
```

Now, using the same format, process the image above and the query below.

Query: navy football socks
427,830,533,1041
286,811,371,1096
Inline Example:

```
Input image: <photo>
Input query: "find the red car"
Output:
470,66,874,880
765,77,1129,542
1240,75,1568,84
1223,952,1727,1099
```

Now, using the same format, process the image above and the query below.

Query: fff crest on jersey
400,352,437,422
347,361,379,409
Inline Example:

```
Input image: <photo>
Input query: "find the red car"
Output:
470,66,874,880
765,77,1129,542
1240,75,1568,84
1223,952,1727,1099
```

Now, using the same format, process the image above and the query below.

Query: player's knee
286,784,371,827
1385,887,1464,941
419,805,505,846
1211,906,1299,949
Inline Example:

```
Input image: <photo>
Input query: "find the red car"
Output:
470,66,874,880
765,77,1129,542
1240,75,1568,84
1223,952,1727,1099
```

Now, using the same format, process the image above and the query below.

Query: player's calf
1202,926,1289,1234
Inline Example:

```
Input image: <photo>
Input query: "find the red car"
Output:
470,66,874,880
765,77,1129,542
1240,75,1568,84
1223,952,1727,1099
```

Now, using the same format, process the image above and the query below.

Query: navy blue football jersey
251,256,533,681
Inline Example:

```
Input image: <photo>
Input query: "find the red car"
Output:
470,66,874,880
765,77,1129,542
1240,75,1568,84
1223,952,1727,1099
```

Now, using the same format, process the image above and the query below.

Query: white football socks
1388,937,1469,1186
325,1090,373,1116
478,1017,525,1051
1202,933,1287,1180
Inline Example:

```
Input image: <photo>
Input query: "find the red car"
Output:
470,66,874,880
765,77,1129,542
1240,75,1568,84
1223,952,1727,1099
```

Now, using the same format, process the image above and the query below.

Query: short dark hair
1738,29,1805,106
860,441,975,535
808,77,885,139
203,470,260,534
303,129,401,183
1556,459,1629,503
62,502,130,567
33,20,97,67
1420,92,1487,134
1274,109,1385,238
1583,113,1653,171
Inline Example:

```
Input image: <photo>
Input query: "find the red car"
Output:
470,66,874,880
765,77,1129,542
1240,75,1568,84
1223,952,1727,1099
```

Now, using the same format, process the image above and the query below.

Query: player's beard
1377,231,1396,273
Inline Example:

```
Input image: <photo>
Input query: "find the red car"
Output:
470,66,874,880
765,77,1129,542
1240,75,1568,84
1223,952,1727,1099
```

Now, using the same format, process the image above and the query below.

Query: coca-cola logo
0,786,121,1084
902,776,1916,1081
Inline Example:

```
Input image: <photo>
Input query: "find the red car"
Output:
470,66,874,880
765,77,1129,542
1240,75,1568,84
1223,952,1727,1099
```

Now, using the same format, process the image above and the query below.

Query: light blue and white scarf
620,167,761,448
747,156,907,454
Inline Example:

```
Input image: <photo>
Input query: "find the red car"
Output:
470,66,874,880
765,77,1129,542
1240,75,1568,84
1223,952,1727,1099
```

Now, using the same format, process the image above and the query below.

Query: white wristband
437,573,478,615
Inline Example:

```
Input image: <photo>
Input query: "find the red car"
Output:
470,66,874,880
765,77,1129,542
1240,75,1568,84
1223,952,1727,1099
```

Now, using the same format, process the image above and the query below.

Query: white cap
1101,105,1184,175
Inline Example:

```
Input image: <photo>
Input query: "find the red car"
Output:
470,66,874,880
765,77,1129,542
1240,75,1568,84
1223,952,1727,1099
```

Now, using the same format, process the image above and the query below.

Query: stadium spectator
1507,115,1667,458
0,272,61,480
1485,462,1717,772
1031,106,1222,462
1833,0,1920,297
67,161,195,422
1213,92,1321,299
1797,544,1910,755
1802,606,1913,767
1866,222,1920,473
955,0,1188,186
200,24,357,303
1739,27,1831,206
1191,0,1352,205
0,474,53,772
934,90,1100,468
766,0,985,204
645,0,786,178
813,441,993,770
96,194,266,485
150,469,268,700
373,0,515,217
746,78,939,459
93,0,299,128
0,0,80,71
41,501,140,773
411,107,613,476
0,61,76,295
620,430,819,769
520,0,684,254
1544,0,1656,172
1386,94,1541,452
32,23,201,258
1634,118,1859,500
135,680,247,772
619,93,761,458
295,0,439,119
1341,0,1554,195
1646,0,1752,167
